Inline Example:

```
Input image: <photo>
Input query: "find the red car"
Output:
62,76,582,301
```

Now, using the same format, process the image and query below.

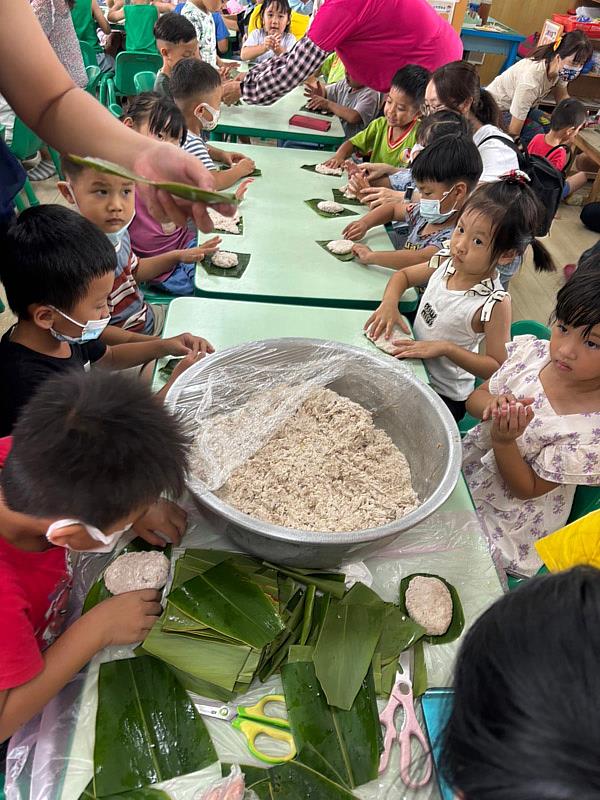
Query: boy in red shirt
528,98,588,199
0,370,189,742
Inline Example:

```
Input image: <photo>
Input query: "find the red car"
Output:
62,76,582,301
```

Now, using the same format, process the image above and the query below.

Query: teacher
223,0,463,105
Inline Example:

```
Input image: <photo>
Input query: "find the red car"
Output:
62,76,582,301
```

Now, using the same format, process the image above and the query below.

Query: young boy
343,133,482,270
323,65,430,171
304,71,382,139
0,369,188,741
154,12,199,99
527,98,588,199
171,58,256,189
182,0,235,68
0,205,211,435
59,155,221,309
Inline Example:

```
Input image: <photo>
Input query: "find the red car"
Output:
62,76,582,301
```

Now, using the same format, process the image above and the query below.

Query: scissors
379,649,433,788
196,694,296,765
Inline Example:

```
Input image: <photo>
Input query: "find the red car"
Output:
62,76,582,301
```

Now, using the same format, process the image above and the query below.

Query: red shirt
527,134,568,172
0,536,71,690
0,436,11,467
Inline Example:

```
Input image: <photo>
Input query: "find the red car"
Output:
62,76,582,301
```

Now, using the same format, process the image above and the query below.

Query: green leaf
306,593,331,647
300,163,342,174
80,781,171,799
331,188,363,207
313,600,384,710
305,199,357,218
93,657,216,797
287,645,314,663
167,561,285,649
299,585,316,646
263,564,346,599
258,590,306,682
398,573,465,645
316,240,355,263
412,640,428,698
269,757,358,799
164,665,236,702
376,604,425,662
281,657,381,789
200,251,251,278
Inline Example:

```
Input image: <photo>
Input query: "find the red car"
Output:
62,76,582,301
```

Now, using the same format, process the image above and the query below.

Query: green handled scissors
196,694,296,764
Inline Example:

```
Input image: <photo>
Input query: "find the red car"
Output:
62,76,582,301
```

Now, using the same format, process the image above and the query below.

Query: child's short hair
575,240,600,274
441,567,600,797
258,0,291,31
0,205,116,318
121,91,187,145
60,153,87,181
154,11,196,43
555,269,600,336
411,133,482,189
1,371,189,529
171,58,221,103
390,64,430,108
551,97,587,132
417,109,468,147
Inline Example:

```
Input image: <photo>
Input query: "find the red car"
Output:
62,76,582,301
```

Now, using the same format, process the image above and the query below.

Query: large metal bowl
167,338,461,567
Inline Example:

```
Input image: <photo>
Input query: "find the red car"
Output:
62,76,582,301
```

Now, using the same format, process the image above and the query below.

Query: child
321,65,430,171
528,97,588,200
182,0,236,68
0,369,189,741
304,70,382,139
463,269,600,578
171,58,256,189
365,175,555,422
153,12,199,99
343,133,482,268
240,0,296,63
122,94,222,295
441,567,600,797
0,205,210,435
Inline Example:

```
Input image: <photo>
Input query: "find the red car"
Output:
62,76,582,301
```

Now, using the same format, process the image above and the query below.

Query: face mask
106,218,133,249
46,519,133,553
419,186,457,224
409,143,424,163
194,103,221,132
558,65,582,82
49,306,111,344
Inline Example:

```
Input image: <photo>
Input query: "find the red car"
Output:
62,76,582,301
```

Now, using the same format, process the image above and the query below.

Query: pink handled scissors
378,648,433,788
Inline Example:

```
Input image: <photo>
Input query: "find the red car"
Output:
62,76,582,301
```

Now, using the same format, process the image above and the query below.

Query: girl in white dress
464,270,600,577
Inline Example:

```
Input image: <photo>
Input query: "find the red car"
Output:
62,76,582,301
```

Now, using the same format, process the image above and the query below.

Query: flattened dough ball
405,575,453,636
211,251,239,269
317,200,345,214
327,239,354,255
315,163,344,176
365,323,411,354
104,551,170,595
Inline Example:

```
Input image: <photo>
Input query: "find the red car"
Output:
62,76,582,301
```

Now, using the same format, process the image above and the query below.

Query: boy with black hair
0,205,211,435
171,58,256,189
0,369,189,741
154,13,199,99
322,64,430,170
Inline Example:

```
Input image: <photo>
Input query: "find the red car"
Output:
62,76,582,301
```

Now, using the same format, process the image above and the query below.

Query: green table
153,297,429,388
195,144,418,312
213,85,345,148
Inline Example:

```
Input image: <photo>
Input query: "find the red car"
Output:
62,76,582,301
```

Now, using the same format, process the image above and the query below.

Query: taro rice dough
208,208,241,234
104,551,170,595
365,324,411,354
317,200,345,214
327,239,354,255
315,163,344,176
340,183,357,199
211,251,239,269
405,575,453,636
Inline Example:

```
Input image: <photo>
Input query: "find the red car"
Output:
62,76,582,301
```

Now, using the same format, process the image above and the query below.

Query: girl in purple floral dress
463,271,600,577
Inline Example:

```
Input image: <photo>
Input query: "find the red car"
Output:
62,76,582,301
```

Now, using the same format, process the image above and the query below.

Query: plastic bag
196,765,245,800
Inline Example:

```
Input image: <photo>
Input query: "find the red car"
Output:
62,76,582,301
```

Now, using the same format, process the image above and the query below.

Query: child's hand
357,162,394,181
264,34,279,50
387,339,448,360
178,237,222,263
164,332,215,358
321,155,344,169
235,157,256,177
303,79,324,98
482,394,535,422
364,302,408,340
490,401,535,444
133,498,188,547
348,172,370,195
307,95,330,111
342,219,368,240
235,178,254,200
87,590,162,647
220,150,247,166
362,186,403,209
352,243,374,264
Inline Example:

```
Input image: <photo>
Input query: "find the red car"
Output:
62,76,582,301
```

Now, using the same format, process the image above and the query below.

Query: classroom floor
0,172,597,337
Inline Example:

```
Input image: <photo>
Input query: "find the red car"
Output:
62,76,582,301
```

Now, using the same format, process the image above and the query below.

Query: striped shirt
108,231,155,334
183,132,216,171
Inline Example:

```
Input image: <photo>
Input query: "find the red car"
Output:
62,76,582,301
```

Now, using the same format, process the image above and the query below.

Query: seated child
0,205,210,435
528,97,588,200
343,133,482,269
70,0,113,72
182,0,235,68
304,70,382,139
463,269,600,578
153,12,199,99
124,1,159,52
365,176,555,422
0,369,189,741
121,93,222,295
240,0,296,64
322,65,430,171
171,58,256,189
441,567,600,796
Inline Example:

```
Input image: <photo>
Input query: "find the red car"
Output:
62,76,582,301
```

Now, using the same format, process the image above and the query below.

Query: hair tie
553,35,563,51
502,169,531,186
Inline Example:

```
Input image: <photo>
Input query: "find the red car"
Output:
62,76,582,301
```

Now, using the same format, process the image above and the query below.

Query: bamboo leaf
299,585,316,646
167,561,285,649
412,640,428,698
200,252,251,278
316,240,355,262
376,604,425,661
80,781,171,799
306,594,331,647
93,657,216,797
398,573,465,645
269,758,358,799
263,564,346,599
258,590,306,682
331,188,363,207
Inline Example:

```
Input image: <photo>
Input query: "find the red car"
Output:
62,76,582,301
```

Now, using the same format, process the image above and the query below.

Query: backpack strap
546,143,572,174
477,133,521,155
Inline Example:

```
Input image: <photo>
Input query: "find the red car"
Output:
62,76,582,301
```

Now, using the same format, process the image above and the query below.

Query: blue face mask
106,221,131,249
419,186,457,224
49,306,111,344
558,65,582,82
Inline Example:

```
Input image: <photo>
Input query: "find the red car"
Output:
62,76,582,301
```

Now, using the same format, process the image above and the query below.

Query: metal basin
167,338,461,568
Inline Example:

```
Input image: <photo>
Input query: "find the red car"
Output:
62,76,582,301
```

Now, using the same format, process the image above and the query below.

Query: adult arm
552,82,569,103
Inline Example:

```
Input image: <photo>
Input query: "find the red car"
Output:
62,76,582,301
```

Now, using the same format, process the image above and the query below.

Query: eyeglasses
420,102,449,116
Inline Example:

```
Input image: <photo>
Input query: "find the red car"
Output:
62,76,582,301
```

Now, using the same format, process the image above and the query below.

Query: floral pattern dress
463,336,600,577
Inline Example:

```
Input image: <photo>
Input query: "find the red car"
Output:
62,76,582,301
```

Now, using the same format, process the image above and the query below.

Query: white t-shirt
182,1,217,66
244,28,297,63
486,58,564,120
472,124,519,183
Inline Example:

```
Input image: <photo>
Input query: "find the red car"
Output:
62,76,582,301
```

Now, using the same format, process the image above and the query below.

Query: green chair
109,103,123,118
133,70,157,94
142,285,175,305
78,39,99,69
111,51,162,98
85,64,102,96
10,117,43,209
567,485,600,524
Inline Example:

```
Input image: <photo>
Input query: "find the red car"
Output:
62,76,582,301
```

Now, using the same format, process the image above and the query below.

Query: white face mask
46,519,133,553
419,185,457,224
194,102,221,132
49,306,111,344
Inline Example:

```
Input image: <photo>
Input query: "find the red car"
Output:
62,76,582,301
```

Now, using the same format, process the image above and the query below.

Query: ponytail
530,30,593,66
473,89,500,127
531,239,554,273
431,61,500,127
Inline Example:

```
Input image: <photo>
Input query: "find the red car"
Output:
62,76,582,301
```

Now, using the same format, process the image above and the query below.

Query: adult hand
490,401,535,443
133,499,188,547
357,162,395,181
364,302,407,340
222,79,242,106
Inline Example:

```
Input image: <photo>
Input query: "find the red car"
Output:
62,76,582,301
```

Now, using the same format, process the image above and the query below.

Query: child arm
135,236,221,282
352,243,440,271
442,295,512,379
326,101,362,126
106,0,125,22
92,0,112,33
342,202,402,241
363,262,432,339
100,325,158,346
211,161,256,189
322,140,355,169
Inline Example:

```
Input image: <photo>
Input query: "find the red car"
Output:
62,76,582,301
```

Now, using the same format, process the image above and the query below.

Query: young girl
240,0,296,63
463,269,600,578
364,174,554,422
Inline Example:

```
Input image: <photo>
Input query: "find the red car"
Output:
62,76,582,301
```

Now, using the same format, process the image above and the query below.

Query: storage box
552,12,600,38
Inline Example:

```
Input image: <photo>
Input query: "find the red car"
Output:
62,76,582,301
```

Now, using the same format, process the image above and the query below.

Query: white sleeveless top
413,251,507,401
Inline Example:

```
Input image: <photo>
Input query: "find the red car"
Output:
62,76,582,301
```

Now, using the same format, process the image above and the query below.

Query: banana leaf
68,155,239,206
264,564,346,599
281,656,381,788
287,645,314,663
313,599,384,710
398,573,465,645
93,657,217,797
412,640,428,698
258,589,306,682
167,561,285,648
305,199,357,218
305,594,331,647
165,665,236,702
316,240,355,263
299,585,316,646
200,252,251,278
269,758,358,799
300,163,343,174
80,781,171,799
331,188,363,207
376,604,425,661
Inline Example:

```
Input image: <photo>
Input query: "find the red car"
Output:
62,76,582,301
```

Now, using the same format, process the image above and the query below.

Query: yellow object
231,718,296,763
535,510,600,571
247,4,310,40
238,694,290,729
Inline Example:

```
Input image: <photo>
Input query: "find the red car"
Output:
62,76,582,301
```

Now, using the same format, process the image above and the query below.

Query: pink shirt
309,0,463,93
129,194,195,260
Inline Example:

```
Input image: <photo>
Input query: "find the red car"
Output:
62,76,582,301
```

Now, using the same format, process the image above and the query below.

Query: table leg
587,167,600,203
500,42,518,73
